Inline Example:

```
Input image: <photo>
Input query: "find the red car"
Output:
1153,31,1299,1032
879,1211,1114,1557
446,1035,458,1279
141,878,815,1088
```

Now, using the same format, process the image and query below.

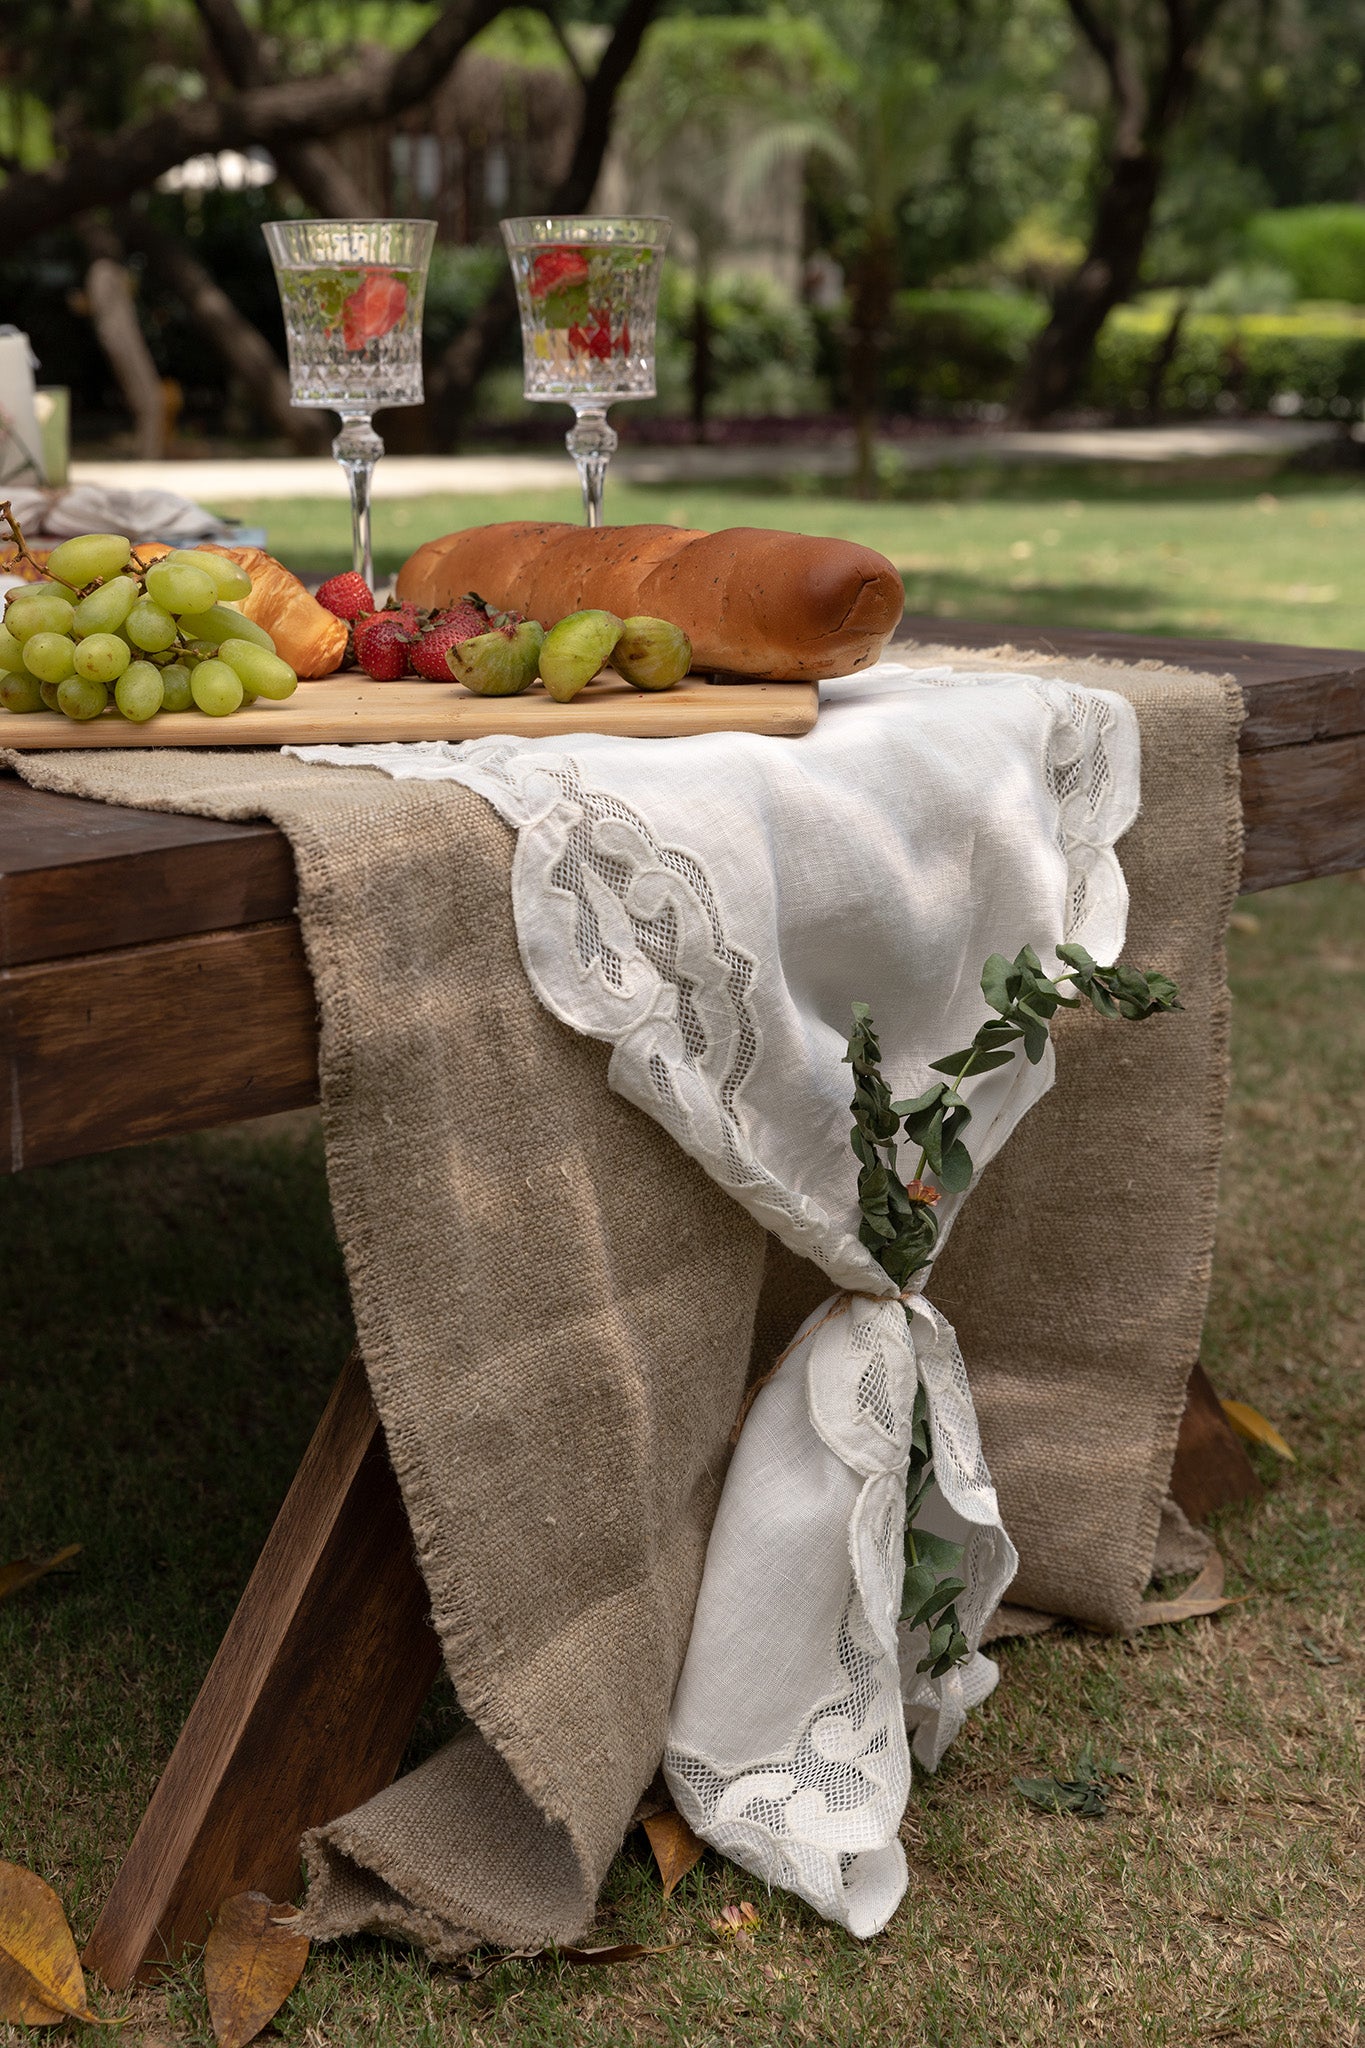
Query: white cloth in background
3,482,235,542
289,659,1141,1935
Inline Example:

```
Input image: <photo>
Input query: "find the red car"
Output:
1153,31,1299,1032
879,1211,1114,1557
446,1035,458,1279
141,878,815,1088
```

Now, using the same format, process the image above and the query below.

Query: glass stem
566,406,618,528
333,414,384,588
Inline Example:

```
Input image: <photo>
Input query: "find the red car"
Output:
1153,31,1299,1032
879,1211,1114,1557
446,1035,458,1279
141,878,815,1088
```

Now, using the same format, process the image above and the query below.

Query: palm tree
742,0,980,492
618,11,838,438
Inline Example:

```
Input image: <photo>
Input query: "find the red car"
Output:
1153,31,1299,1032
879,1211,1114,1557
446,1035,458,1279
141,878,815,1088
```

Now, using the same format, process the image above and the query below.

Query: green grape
178,604,274,652
190,657,243,717
73,632,132,685
158,663,194,712
165,548,253,601
71,575,139,637
125,596,178,652
145,561,217,616
114,661,165,722
56,675,109,721
0,624,27,673
22,631,77,683
6,591,75,640
0,670,45,713
39,679,63,711
46,533,132,588
217,638,298,700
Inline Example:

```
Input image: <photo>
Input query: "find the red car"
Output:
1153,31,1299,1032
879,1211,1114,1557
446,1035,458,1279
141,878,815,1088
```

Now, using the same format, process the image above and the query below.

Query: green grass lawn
2,473,1362,2045
214,470,1365,652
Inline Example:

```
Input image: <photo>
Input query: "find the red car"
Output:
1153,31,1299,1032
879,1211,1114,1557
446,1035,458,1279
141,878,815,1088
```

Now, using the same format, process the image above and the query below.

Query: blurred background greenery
4,0,1365,487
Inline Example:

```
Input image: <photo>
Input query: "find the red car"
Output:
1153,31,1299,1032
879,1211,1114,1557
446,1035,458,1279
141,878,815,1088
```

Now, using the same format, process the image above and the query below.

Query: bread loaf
396,522,904,681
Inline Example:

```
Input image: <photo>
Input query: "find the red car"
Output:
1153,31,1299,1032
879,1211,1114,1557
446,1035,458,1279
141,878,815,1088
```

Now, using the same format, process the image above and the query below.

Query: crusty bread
395,522,904,681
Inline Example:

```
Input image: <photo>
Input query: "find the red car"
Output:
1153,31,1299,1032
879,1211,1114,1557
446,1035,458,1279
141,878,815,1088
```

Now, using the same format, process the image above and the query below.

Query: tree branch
0,0,506,247
190,0,371,217
424,0,661,437
1064,0,1146,152
538,3,588,90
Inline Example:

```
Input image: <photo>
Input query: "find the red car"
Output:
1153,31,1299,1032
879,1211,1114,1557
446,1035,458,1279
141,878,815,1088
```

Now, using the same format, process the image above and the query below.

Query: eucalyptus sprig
846,941,1179,1677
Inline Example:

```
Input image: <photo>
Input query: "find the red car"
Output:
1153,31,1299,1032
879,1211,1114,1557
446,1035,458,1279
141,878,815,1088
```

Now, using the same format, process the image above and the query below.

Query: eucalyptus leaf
938,1140,974,1192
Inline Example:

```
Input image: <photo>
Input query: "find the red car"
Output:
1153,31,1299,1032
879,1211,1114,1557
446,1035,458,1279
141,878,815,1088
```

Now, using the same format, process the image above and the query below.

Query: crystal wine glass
263,218,436,589
501,216,670,527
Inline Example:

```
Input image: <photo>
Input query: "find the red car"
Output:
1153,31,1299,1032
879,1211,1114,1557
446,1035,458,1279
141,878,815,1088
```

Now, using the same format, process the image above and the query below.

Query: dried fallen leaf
203,1893,309,2048
642,1807,705,1899
0,1545,81,1604
0,1859,115,2026
1221,1399,1296,1462
1138,1549,1237,1627
554,1941,676,1966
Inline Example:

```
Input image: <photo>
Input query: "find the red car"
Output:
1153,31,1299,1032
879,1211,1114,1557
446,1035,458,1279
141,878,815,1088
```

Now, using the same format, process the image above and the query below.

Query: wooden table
3,623,1362,1987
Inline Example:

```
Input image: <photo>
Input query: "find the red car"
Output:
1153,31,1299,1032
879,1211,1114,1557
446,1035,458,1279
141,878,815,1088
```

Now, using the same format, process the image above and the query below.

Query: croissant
2,539,346,677
143,545,347,678
213,547,347,678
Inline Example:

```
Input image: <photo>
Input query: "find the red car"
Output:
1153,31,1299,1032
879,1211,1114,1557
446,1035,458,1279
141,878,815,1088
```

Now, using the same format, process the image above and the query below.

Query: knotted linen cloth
291,660,1139,1932
2,648,1241,1956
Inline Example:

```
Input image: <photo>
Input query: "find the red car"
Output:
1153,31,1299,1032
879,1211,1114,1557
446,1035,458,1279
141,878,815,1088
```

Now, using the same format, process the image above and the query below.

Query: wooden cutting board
0,669,818,748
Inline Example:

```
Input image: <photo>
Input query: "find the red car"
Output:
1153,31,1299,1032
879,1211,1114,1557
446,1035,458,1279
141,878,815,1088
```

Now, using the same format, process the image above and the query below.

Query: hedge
1245,206,1365,307
884,290,1365,417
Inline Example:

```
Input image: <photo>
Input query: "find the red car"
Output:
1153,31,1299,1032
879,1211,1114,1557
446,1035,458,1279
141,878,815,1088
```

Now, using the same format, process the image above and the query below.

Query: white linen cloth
290,659,1141,1936
3,482,237,542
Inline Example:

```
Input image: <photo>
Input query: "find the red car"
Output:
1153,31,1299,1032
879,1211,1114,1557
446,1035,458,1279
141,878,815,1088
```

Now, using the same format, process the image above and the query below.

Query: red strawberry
316,570,374,621
354,601,422,659
343,269,409,351
531,248,590,299
357,614,414,680
410,597,497,681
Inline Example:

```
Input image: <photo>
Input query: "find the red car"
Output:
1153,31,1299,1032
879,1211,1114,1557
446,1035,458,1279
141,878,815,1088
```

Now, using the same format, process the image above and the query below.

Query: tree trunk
1143,296,1186,419
120,213,332,452
81,230,166,460
690,272,712,443
846,226,895,498
1013,148,1160,424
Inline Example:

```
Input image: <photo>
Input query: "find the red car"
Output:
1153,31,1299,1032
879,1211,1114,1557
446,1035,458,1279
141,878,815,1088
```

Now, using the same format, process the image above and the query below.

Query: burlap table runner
2,652,1242,1952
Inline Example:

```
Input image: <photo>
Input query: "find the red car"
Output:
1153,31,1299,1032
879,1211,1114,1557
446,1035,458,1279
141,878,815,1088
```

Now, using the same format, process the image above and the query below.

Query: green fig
613,615,692,692
540,608,623,703
447,618,544,696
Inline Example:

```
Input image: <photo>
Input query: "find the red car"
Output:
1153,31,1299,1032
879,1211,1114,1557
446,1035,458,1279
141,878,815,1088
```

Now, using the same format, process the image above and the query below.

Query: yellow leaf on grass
642,1807,705,1899
1138,1549,1237,1628
204,1893,310,2048
0,1859,115,2026
0,1545,81,1604
1221,1399,1296,1462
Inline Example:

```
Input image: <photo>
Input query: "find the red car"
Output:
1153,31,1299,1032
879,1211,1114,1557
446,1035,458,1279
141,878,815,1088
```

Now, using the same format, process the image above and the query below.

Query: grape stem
0,500,45,579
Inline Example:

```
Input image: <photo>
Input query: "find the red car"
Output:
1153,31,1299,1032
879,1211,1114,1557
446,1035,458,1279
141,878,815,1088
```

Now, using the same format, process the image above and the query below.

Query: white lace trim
662,1293,1016,1938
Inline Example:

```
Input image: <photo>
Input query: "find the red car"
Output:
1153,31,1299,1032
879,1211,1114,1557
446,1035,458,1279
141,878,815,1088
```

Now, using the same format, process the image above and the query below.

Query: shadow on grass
891,568,1217,639
0,1123,350,1746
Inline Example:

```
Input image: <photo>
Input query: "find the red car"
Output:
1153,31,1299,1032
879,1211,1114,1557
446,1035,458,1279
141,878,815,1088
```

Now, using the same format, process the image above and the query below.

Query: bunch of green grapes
0,532,298,725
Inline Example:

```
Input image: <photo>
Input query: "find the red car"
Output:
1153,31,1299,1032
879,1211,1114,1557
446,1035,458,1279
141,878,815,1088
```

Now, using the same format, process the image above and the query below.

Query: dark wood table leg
83,1351,440,1990
1169,1359,1263,1524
